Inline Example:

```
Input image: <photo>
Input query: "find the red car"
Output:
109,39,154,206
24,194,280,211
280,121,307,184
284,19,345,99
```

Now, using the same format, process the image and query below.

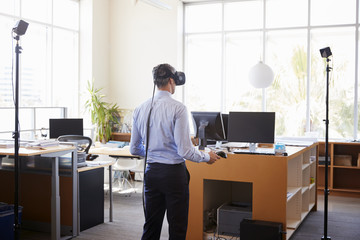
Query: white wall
108,0,184,109
92,0,110,95
79,0,93,113
80,0,110,92
79,0,110,127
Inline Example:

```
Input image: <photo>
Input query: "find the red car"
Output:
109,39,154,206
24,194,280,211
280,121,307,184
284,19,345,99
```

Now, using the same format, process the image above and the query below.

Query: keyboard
77,162,87,168
233,148,275,155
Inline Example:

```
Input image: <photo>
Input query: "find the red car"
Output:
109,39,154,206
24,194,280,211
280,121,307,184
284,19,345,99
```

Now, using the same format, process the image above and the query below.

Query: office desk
0,145,77,240
78,160,115,224
89,146,135,157
77,164,109,231
0,147,116,238
186,144,318,240
89,146,140,221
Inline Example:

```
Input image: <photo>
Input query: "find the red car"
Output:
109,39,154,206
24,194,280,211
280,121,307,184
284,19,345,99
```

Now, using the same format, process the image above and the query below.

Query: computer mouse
87,154,99,161
216,151,227,158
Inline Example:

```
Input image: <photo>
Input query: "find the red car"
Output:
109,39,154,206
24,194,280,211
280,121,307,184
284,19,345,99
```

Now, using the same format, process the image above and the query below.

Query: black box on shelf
240,219,283,240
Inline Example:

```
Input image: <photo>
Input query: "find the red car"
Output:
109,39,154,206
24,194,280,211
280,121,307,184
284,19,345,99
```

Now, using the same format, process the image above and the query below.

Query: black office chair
56,135,95,167
57,135,92,153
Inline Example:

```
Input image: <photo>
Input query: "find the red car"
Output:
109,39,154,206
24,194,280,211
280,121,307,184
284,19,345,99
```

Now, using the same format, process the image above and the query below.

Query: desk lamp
248,61,274,88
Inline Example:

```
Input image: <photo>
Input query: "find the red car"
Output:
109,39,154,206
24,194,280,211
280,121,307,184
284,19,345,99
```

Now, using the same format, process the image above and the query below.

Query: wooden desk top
0,145,76,157
89,146,140,158
78,160,115,172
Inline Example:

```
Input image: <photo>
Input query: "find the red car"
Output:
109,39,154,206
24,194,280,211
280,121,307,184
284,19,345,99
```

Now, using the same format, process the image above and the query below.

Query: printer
217,202,252,237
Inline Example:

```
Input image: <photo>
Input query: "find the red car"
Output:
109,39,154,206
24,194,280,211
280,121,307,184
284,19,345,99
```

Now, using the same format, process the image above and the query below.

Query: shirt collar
155,90,172,99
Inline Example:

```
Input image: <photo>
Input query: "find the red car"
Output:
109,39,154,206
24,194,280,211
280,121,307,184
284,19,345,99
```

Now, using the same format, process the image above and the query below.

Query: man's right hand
207,151,220,164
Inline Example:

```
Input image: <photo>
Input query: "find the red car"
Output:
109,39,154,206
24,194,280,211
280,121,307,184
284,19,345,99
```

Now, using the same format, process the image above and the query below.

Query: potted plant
85,80,120,143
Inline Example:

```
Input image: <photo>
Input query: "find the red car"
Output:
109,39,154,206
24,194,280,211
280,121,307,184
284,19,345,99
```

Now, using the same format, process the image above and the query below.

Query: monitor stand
215,141,222,149
198,121,209,151
249,143,257,152
199,138,207,150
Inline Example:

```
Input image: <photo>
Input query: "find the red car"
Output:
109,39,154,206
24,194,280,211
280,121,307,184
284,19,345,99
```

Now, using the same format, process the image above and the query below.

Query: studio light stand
320,46,332,240
12,19,29,240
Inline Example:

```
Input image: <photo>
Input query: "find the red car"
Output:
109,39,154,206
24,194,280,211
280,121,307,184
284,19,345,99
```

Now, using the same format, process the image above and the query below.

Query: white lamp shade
248,61,274,88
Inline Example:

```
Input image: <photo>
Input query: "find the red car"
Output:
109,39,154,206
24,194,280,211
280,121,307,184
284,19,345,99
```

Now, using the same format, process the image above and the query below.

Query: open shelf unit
186,143,318,240
286,145,317,240
318,141,360,196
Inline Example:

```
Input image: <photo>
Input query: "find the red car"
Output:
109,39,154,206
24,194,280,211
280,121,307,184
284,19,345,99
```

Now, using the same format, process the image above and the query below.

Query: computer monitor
227,112,275,148
191,111,226,150
49,118,84,139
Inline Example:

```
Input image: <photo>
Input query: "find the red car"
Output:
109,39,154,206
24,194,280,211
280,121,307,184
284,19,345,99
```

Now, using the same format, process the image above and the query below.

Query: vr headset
172,71,186,86
153,64,186,86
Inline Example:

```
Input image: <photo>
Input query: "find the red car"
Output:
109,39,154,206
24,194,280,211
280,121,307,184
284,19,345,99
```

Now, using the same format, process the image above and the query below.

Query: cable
142,83,156,216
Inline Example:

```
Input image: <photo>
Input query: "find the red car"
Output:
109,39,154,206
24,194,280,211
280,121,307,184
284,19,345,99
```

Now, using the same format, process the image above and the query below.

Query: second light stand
320,47,332,240
12,19,29,240
13,33,21,240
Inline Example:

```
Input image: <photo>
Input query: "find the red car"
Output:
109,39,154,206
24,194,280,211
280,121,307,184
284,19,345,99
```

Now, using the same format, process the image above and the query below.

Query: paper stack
26,139,60,149
0,142,14,148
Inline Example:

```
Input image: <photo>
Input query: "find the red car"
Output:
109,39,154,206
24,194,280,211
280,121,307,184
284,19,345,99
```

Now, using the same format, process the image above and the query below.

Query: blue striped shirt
130,90,210,164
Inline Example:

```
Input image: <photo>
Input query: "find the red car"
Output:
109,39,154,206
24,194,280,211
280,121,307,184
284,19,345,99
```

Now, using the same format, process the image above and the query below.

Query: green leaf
85,80,120,142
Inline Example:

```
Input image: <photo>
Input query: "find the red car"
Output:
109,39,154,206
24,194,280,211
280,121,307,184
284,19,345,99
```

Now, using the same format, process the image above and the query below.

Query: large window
0,0,79,116
184,0,360,139
0,107,66,140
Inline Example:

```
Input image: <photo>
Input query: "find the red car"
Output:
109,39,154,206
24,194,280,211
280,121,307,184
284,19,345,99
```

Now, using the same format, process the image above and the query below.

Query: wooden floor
21,181,360,240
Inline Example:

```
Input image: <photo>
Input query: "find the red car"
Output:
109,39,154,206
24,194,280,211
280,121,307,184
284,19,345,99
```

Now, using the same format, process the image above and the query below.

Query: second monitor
191,111,227,150
49,118,84,139
227,111,275,150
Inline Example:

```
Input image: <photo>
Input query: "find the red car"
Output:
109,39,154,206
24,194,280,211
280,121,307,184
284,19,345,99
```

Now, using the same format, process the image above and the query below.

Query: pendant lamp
248,61,274,88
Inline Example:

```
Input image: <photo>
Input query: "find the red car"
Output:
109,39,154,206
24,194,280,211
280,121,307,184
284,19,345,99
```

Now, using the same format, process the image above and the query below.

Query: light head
13,20,29,36
320,47,332,58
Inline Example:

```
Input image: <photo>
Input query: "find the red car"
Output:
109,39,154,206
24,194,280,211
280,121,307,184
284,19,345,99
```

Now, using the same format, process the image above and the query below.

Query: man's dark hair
152,63,176,88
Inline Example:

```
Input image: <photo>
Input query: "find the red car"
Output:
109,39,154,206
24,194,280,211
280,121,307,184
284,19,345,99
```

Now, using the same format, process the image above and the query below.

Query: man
130,63,220,240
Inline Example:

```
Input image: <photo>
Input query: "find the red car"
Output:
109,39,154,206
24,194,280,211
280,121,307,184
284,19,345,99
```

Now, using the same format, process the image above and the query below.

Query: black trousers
141,162,190,240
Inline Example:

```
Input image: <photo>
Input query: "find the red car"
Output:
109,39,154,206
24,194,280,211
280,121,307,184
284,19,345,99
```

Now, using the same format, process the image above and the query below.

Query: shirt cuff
201,152,210,162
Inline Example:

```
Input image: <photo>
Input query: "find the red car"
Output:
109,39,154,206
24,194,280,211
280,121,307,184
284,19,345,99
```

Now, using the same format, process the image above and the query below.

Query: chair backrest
112,157,137,170
57,135,92,153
